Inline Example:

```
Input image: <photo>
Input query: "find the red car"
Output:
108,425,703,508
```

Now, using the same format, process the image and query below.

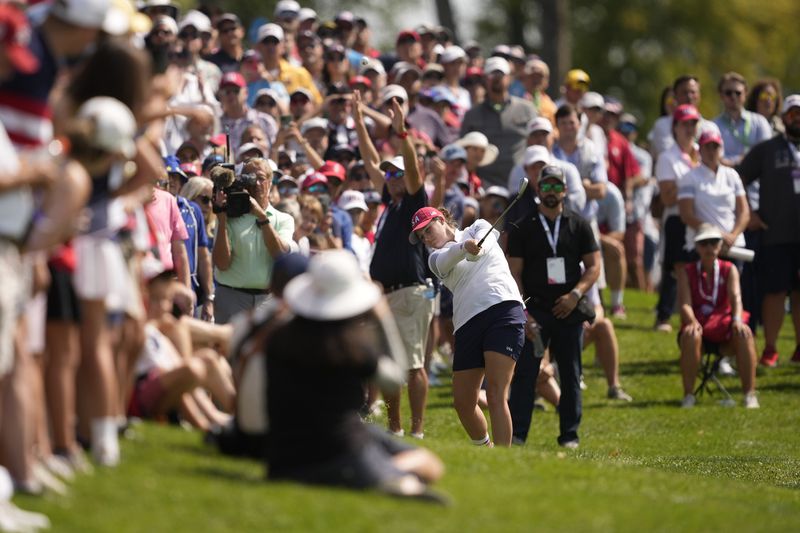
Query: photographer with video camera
211,158,296,324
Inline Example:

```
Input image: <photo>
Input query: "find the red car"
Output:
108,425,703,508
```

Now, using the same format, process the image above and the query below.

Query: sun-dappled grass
15,290,800,531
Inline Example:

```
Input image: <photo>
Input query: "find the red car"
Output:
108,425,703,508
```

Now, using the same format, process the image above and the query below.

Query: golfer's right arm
429,243,469,279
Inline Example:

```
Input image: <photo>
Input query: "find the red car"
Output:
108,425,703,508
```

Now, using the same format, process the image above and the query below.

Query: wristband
570,288,582,299
397,131,408,139
732,315,742,323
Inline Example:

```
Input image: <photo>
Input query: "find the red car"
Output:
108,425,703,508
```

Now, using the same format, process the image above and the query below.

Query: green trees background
182,0,799,129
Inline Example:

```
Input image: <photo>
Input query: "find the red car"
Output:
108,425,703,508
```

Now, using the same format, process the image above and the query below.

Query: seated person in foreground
128,271,236,430
677,224,758,409
264,251,445,500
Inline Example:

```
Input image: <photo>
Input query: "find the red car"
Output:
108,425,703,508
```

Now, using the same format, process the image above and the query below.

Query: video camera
210,164,260,218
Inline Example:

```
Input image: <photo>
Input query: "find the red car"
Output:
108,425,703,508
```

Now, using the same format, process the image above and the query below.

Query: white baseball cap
380,84,409,104
257,22,284,42
782,94,800,114
77,96,137,158
274,0,301,17
338,190,368,212
379,155,405,172
482,186,510,199
298,7,317,22
359,58,386,76
439,45,466,64
300,117,329,135
523,145,551,167
483,56,510,76
580,91,604,110
178,9,211,33
527,117,553,135
49,0,128,35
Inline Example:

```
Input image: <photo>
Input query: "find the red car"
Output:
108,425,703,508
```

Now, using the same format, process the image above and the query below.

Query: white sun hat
283,250,382,320
455,131,499,167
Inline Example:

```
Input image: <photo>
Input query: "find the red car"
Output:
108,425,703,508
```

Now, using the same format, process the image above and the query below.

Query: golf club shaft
476,194,524,247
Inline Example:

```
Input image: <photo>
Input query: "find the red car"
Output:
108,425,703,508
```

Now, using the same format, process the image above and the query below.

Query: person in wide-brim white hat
455,131,499,169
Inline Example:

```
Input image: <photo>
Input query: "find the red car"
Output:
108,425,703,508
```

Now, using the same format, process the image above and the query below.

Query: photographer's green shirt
215,205,296,290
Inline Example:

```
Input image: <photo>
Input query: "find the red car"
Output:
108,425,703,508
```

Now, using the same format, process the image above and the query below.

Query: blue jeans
508,308,584,445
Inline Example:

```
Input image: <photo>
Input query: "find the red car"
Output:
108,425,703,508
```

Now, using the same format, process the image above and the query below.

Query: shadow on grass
618,359,678,376
756,380,800,393
182,465,265,485
586,398,680,409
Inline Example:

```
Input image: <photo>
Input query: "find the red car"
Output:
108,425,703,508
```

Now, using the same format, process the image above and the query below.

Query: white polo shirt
428,219,523,331
655,143,698,219
678,163,746,250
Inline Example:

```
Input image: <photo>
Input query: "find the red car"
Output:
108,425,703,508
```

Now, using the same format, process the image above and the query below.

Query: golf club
476,177,529,247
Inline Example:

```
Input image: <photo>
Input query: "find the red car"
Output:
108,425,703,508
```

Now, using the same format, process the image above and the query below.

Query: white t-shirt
655,142,698,219
507,157,587,214
351,234,373,275
428,219,523,330
678,164,746,251
135,324,181,377
0,124,34,241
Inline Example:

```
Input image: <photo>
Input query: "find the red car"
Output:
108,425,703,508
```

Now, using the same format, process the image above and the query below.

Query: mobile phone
280,115,293,127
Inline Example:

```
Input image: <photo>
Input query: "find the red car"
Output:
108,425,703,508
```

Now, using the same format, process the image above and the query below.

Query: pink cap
672,104,700,123
220,72,246,89
698,130,723,147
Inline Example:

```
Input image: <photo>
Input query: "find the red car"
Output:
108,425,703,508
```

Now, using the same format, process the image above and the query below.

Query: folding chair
693,340,736,406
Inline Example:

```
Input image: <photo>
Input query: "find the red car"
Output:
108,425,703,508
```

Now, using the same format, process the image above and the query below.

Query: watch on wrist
570,288,582,299
256,217,270,227
206,293,215,303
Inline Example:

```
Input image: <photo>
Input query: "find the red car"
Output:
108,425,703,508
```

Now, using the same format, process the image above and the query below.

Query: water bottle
424,278,435,300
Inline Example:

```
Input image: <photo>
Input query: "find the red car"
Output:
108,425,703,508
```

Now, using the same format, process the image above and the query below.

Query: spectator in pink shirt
146,184,191,292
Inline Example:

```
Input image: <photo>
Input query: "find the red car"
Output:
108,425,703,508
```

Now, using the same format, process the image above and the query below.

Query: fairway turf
15,290,800,532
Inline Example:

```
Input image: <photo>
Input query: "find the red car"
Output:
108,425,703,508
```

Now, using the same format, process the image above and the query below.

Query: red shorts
128,368,165,418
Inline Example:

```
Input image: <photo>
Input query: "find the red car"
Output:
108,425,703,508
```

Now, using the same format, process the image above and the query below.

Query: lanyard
538,213,561,256
723,112,752,149
696,259,720,306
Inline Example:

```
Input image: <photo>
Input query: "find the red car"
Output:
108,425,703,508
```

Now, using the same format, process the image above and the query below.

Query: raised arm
352,90,384,189
388,98,423,195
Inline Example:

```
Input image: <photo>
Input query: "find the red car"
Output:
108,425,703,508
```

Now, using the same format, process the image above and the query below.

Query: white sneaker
681,394,696,408
744,391,760,409
389,429,404,438
44,454,75,482
718,356,737,376
410,432,424,440
0,500,51,532
579,375,588,390
31,462,68,496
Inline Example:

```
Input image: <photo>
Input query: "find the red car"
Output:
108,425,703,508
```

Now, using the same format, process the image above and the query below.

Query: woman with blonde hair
180,176,216,242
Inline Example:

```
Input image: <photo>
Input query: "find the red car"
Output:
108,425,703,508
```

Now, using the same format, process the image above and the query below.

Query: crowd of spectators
1,0,798,526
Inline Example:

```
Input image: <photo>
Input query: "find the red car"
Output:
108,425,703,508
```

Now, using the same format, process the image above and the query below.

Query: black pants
508,309,584,445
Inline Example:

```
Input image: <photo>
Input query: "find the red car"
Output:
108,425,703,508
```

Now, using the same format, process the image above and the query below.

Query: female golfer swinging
409,207,525,447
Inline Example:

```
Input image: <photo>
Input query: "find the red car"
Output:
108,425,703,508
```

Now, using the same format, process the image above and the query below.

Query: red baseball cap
672,104,700,123
301,172,328,190
408,206,444,244
465,66,484,79
348,75,372,89
397,30,420,44
220,72,246,89
318,160,346,182
0,5,39,75
180,162,201,177
698,129,723,147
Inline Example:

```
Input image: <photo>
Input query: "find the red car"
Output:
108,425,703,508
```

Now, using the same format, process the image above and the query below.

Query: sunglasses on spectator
278,185,298,196
256,98,277,107
197,195,212,204
539,182,565,193
759,92,776,102
308,184,329,194
178,29,199,40
385,169,405,180
261,37,280,45
697,238,722,247
723,89,743,97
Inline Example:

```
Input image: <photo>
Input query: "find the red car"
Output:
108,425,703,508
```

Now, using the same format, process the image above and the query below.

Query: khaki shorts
385,285,435,371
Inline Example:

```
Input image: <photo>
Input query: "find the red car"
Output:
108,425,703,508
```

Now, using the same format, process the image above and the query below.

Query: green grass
15,290,800,532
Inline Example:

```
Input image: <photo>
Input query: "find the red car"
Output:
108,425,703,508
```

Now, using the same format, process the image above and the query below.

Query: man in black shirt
737,94,800,367
355,92,434,439
507,166,601,448
204,14,244,73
